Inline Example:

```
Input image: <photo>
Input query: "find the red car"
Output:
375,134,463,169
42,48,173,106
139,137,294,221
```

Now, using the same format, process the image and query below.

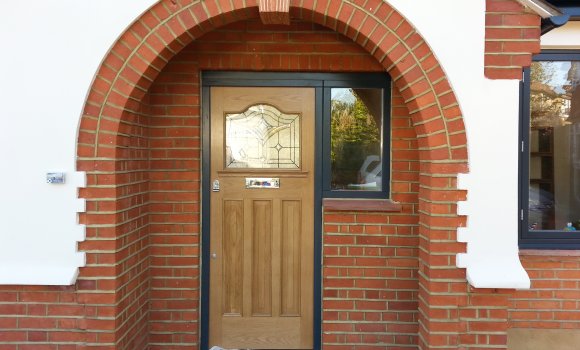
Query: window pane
528,61,580,231
225,104,300,169
330,88,382,191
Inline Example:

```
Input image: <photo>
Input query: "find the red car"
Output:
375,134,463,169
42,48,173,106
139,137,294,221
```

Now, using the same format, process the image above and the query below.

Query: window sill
519,249,580,257
322,198,402,212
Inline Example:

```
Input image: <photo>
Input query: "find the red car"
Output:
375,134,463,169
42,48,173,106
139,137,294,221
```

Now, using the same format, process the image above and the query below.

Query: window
201,72,392,199
520,52,580,248
322,75,391,198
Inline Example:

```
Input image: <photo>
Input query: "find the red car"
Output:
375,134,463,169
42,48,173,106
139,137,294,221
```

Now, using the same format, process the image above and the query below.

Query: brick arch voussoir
75,1,470,345
79,1,257,159
295,0,467,163
79,0,470,175
80,0,468,163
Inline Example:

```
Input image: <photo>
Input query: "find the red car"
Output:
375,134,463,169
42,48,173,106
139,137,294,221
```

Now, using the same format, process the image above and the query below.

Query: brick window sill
519,249,580,257
322,198,402,212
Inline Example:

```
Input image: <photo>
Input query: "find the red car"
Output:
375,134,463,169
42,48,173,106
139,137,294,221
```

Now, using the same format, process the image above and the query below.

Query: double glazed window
322,76,391,198
203,72,391,199
521,52,580,248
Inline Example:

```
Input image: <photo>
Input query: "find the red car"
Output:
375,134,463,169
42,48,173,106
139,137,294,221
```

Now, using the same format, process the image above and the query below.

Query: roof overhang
545,1,580,19
516,0,563,18
515,0,570,34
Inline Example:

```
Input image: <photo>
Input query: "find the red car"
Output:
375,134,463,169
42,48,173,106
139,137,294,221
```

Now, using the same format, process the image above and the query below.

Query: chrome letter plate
245,177,280,189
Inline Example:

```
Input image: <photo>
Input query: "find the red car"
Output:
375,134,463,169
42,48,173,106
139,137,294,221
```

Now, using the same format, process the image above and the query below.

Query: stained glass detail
225,104,300,169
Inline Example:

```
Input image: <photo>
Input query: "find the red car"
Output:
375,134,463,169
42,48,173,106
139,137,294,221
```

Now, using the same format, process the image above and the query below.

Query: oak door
209,87,314,349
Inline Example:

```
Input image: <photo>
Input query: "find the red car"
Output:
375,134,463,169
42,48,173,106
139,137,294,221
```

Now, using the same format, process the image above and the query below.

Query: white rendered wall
0,0,530,287
0,0,156,285
389,0,530,288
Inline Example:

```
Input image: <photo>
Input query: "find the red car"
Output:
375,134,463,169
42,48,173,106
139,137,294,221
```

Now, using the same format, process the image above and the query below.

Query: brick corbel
259,0,290,25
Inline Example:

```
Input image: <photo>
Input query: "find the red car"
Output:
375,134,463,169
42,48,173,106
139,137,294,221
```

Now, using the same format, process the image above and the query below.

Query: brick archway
77,1,470,349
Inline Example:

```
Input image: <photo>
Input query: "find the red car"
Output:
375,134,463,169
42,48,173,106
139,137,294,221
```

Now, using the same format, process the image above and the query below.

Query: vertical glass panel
528,61,580,231
330,88,383,191
225,104,300,169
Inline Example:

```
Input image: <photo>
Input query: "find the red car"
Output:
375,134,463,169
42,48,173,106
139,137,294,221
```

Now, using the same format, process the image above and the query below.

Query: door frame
200,71,387,350
200,72,324,350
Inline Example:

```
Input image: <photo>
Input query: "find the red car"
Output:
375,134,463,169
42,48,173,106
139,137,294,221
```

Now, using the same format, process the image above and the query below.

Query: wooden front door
209,87,315,349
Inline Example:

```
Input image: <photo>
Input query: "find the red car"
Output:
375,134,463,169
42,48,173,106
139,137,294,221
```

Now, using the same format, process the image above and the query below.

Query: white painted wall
0,0,538,287
0,0,156,285
389,0,530,288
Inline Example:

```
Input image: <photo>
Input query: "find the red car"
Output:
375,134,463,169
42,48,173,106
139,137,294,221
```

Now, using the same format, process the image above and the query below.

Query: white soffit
541,21,580,48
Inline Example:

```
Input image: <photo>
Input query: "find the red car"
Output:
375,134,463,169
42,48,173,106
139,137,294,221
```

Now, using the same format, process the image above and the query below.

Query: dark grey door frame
200,72,325,350
199,71,390,349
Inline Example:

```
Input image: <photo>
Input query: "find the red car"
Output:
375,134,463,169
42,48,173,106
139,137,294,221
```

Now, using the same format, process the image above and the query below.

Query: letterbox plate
245,177,280,189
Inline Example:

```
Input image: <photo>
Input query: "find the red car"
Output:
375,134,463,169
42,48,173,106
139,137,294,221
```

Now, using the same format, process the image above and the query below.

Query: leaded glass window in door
225,104,300,169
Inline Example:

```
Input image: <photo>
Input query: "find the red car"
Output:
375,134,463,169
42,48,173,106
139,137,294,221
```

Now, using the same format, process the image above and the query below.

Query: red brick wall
510,253,580,329
147,49,201,349
87,8,470,350
0,99,152,349
485,0,541,79
1,0,480,349
4,0,554,345
322,89,420,349
80,87,152,349
0,286,83,349
0,19,407,350
147,20,392,349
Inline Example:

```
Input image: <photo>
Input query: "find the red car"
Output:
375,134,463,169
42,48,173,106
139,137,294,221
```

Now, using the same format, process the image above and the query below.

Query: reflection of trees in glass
568,62,580,124
528,60,580,231
530,62,573,128
331,89,380,189
531,62,563,127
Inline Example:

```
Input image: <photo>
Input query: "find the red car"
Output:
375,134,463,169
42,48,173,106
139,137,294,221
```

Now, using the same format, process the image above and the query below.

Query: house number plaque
245,177,280,189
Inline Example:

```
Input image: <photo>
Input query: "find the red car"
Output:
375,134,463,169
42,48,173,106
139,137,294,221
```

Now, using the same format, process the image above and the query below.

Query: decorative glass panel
528,61,580,231
330,88,383,191
225,104,300,169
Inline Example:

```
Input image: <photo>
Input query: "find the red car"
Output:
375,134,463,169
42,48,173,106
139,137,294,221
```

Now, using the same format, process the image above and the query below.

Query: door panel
251,199,273,316
222,200,243,316
209,87,314,349
281,200,301,317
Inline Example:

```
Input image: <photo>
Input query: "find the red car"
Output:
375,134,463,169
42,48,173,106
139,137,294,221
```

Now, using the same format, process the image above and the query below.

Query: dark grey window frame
519,51,580,249
322,76,392,199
